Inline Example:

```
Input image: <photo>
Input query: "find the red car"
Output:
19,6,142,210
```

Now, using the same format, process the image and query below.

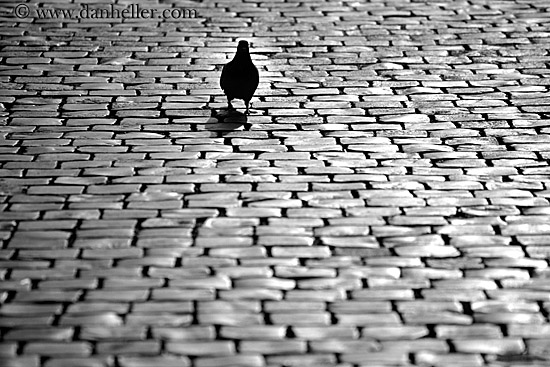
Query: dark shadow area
205,107,248,135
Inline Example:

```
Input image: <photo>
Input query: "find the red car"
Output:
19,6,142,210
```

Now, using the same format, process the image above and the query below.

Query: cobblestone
2,0,550,366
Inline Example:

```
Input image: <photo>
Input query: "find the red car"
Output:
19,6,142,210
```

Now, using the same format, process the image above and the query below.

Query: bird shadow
205,107,248,135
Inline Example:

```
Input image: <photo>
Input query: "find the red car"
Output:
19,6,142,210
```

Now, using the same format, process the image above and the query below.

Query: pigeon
220,40,259,115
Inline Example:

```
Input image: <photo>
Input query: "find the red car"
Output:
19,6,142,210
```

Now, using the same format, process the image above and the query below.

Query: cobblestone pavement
1,0,550,366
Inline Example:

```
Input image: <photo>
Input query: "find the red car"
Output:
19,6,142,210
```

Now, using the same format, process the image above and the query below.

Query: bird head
237,40,249,51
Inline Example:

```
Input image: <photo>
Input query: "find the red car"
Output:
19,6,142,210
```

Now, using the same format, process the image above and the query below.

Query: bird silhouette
220,40,259,115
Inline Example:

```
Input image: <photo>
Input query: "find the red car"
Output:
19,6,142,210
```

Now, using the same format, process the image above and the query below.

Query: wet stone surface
1,0,550,366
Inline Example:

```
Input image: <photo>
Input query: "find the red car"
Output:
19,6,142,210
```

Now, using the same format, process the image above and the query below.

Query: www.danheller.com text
29,3,198,19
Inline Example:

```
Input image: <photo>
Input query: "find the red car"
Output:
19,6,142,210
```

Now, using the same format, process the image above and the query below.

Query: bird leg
227,97,234,111
245,101,250,115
